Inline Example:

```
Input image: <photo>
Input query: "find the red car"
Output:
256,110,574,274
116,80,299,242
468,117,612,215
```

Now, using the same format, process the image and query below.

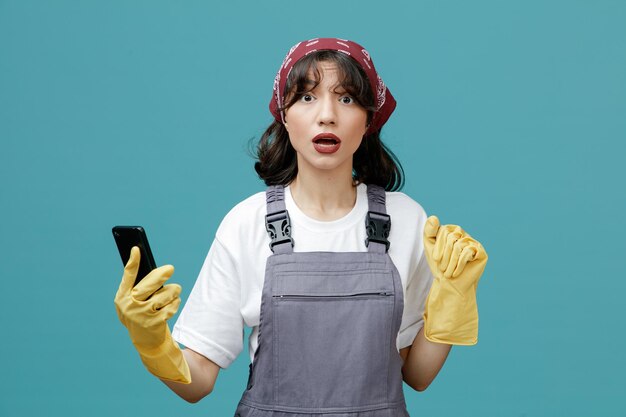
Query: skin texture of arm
399,327,452,391
159,348,220,403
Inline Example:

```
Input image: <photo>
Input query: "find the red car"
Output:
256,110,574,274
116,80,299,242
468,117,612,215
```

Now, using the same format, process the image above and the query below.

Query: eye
340,96,354,104
300,94,314,103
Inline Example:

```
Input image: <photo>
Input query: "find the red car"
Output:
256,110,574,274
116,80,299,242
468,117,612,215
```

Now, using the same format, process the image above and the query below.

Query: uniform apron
234,184,410,417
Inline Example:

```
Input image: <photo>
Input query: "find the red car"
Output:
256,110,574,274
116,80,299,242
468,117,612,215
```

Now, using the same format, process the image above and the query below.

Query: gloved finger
132,264,175,301
158,296,182,321
439,227,464,273
456,230,488,261
474,241,488,262
443,237,470,278
450,237,476,277
432,226,450,262
453,244,479,278
433,224,460,262
148,284,182,312
116,246,141,297
424,215,440,243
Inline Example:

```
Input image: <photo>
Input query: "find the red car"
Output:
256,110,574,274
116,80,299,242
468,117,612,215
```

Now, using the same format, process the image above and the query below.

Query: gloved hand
422,215,488,345
114,246,191,383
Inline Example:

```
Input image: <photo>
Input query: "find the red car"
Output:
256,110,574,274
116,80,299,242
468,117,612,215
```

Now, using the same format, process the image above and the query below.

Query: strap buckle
365,211,391,252
265,210,294,252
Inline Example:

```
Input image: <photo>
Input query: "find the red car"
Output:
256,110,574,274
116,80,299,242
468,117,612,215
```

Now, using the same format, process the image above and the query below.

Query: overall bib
234,184,410,417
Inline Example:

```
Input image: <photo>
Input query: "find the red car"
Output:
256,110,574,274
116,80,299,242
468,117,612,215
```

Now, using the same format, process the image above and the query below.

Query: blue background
1,1,625,416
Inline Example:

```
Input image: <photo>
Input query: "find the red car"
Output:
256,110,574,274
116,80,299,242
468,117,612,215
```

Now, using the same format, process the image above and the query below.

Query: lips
312,133,342,154
312,133,341,144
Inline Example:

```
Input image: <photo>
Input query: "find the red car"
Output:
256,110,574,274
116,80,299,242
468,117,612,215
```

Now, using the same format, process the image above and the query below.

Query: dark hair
251,50,404,191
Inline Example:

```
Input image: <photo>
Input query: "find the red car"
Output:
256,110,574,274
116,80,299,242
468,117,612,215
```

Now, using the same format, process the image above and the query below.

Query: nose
316,95,336,126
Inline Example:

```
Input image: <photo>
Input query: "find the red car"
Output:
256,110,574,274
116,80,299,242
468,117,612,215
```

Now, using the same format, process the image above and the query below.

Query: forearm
159,348,220,403
402,326,451,391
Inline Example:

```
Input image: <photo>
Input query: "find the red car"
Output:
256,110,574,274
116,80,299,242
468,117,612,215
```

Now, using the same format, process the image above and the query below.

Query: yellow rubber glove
114,246,191,383
422,215,488,345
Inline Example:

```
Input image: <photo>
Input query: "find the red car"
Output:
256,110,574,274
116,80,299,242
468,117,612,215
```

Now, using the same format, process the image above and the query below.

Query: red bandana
269,38,396,135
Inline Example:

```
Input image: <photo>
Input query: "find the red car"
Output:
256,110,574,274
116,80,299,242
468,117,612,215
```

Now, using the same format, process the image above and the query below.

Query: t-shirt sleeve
397,250,434,349
396,203,435,350
172,236,244,369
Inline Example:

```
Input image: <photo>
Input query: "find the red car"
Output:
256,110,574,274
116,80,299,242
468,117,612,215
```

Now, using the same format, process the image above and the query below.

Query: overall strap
265,185,294,254
365,184,391,253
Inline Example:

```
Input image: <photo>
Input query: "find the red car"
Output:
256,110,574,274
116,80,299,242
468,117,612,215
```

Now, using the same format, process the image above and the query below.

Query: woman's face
284,61,368,179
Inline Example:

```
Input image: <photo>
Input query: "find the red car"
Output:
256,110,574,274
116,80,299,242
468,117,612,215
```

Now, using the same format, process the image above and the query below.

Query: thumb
117,246,141,295
424,215,440,242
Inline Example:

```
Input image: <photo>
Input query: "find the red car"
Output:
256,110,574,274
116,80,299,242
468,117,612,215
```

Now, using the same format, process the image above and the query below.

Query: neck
288,174,358,221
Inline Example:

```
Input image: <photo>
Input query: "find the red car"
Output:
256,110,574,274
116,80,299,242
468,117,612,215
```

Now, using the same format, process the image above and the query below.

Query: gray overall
234,184,410,416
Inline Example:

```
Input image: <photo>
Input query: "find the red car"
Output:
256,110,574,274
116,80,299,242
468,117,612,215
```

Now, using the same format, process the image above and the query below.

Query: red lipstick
311,133,342,154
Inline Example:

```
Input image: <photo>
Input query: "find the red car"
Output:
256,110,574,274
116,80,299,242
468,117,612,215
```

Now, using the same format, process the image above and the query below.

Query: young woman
115,38,488,416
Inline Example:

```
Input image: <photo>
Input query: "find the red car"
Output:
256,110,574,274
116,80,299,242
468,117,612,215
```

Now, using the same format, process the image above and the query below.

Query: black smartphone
112,226,158,287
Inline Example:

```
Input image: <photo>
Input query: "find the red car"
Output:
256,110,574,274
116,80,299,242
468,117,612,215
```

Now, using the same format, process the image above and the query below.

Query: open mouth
312,133,341,145
311,133,341,153
313,138,339,145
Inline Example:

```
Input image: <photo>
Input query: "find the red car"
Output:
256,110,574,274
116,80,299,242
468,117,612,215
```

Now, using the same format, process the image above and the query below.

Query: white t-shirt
172,183,434,369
